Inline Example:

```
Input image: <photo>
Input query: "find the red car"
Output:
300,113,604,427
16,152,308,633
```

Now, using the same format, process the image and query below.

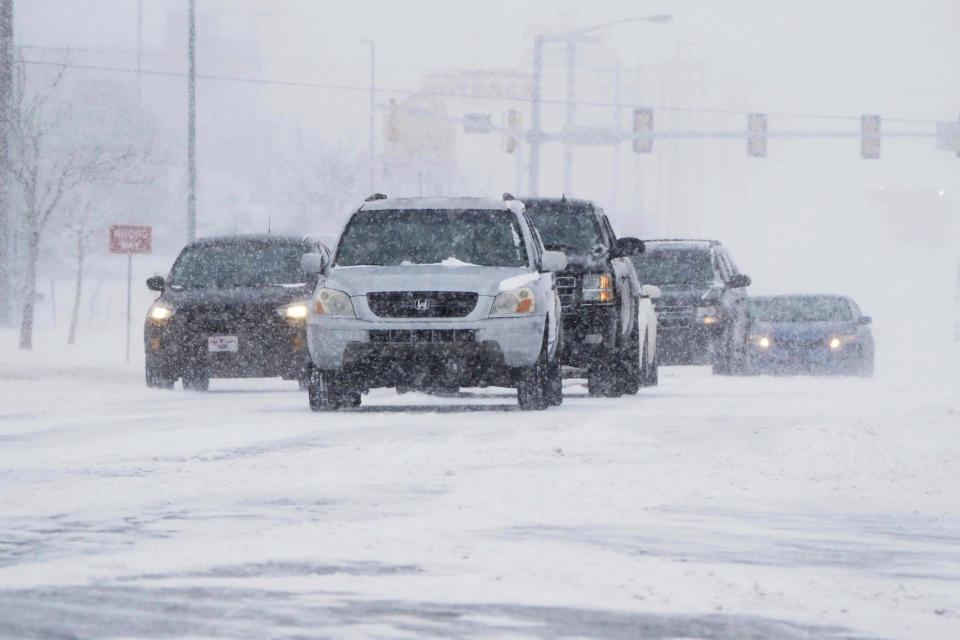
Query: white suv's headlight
490,287,536,316
582,273,613,302
277,301,309,320
313,288,355,317
149,304,174,321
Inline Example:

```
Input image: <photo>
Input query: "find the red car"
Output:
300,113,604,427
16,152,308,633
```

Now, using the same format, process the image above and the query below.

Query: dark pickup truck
523,197,658,396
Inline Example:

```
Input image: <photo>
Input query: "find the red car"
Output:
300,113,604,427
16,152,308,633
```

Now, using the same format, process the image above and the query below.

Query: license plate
208,336,238,352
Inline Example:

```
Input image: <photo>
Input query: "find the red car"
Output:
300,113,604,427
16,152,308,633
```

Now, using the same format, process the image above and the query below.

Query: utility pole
187,0,197,242
0,0,13,326
611,64,622,208
563,39,576,195
362,39,375,192
136,0,142,110
528,35,543,196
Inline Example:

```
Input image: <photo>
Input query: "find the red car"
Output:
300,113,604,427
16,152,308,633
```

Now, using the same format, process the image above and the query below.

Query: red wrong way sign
109,225,152,254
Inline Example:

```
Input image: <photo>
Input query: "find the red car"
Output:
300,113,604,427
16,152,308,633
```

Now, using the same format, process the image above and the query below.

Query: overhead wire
16,57,948,126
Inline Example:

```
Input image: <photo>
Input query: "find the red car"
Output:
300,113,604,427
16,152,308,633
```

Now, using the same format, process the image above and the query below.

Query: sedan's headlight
490,287,535,316
829,335,856,350
749,334,771,349
148,304,173,321
277,301,309,320
582,273,613,302
313,288,355,317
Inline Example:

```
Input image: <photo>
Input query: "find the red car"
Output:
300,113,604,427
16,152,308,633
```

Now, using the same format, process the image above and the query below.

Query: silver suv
301,195,567,410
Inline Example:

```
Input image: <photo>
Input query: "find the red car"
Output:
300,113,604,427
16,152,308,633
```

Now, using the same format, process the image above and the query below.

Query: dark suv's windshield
525,204,603,251
749,297,853,322
169,242,306,288
335,209,528,267
632,248,715,285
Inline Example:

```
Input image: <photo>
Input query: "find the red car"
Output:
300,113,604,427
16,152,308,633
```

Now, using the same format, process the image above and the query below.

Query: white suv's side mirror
301,252,329,275
541,250,567,273
641,284,661,299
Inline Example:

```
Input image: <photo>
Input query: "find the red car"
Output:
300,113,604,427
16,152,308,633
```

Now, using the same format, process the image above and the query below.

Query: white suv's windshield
335,209,529,268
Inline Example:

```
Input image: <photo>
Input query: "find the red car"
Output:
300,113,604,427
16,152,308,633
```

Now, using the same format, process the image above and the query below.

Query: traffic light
633,108,654,153
505,109,521,153
861,115,881,159
747,113,767,157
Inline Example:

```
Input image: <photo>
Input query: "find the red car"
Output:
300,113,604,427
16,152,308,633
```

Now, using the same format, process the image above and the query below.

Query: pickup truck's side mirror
146,276,165,292
640,284,661,299
612,237,645,258
541,250,568,273
857,315,872,325
728,274,751,288
301,252,329,275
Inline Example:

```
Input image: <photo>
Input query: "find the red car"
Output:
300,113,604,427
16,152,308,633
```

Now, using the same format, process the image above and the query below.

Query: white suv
301,195,567,410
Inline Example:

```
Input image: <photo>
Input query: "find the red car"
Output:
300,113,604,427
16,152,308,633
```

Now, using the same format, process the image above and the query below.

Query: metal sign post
109,225,152,363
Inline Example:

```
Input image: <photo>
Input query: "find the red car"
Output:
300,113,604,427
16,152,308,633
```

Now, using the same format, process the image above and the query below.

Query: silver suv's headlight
490,287,536,316
277,301,309,320
313,288,355,317
582,273,613,302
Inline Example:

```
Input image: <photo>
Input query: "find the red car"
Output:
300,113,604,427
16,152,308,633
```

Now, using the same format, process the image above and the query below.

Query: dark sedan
746,295,874,376
144,234,328,390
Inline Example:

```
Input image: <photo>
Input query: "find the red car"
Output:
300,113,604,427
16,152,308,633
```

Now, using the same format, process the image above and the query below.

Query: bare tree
0,62,140,350
63,199,99,345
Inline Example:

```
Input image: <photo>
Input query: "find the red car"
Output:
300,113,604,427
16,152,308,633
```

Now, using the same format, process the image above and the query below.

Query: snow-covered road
1,332,959,639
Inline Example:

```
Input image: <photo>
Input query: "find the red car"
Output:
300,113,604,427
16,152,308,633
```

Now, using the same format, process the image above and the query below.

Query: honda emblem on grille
415,298,431,312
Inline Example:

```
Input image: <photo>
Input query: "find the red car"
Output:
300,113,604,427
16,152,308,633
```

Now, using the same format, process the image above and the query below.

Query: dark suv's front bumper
655,310,724,365
144,314,309,380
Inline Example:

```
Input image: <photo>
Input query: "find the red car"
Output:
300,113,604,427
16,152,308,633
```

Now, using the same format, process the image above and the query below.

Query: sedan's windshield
749,297,853,322
631,248,715,285
525,204,603,251
335,209,528,267
169,243,306,288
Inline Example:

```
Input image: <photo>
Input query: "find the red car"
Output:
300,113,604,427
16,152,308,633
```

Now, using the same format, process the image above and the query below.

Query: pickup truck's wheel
308,366,347,411
518,338,553,410
545,357,563,406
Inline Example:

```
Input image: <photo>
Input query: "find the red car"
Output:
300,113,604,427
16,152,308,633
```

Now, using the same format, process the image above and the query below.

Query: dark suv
144,234,329,390
631,239,751,374
523,197,654,396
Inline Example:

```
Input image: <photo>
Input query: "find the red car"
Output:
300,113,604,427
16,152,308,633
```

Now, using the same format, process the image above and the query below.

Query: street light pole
528,35,544,196
563,39,576,195
528,15,671,199
187,0,197,242
362,39,375,193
